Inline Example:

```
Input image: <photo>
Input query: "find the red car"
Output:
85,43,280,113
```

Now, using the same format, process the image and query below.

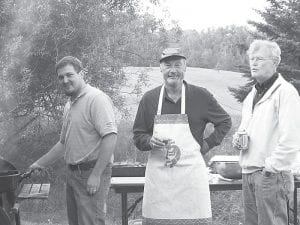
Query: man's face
160,58,186,88
57,64,84,98
249,47,277,83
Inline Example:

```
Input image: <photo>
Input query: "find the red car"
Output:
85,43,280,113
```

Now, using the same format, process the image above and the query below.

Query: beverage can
237,131,249,150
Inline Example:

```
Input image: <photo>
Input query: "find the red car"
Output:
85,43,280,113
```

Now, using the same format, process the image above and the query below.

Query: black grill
0,189,20,225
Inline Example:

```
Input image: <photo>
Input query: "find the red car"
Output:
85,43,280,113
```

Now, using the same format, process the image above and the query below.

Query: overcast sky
143,0,269,31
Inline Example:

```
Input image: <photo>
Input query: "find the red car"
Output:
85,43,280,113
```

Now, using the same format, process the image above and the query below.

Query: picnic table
111,176,300,225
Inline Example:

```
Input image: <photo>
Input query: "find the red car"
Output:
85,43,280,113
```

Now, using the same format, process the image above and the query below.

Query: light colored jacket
239,74,300,173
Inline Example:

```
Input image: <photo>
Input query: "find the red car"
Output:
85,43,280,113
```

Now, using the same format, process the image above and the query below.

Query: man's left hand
87,173,101,195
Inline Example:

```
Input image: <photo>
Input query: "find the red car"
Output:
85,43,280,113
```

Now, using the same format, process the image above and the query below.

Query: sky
143,0,269,31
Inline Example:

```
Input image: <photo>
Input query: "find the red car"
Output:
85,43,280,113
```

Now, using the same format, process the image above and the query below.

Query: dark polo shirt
133,81,232,152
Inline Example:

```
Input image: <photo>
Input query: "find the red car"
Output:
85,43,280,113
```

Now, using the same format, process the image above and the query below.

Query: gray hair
248,40,281,65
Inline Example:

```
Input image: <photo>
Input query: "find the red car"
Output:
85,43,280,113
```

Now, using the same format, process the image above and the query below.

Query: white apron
142,84,212,225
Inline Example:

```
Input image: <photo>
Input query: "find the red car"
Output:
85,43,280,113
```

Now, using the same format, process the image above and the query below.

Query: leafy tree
179,26,253,71
115,13,164,66
118,14,183,67
0,0,161,161
229,0,300,102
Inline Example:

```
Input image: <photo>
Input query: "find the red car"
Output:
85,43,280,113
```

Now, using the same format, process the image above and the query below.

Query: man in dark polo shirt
133,48,231,224
29,56,117,225
133,48,231,154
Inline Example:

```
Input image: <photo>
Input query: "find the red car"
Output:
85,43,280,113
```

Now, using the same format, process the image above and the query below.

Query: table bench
111,177,300,225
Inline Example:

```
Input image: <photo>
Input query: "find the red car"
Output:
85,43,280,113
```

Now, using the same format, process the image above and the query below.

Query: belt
68,160,97,171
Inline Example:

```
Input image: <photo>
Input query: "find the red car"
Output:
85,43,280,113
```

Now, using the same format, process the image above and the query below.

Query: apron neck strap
157,83,185,115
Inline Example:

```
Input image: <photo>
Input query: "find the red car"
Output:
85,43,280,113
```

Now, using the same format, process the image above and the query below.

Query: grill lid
0,157,17,173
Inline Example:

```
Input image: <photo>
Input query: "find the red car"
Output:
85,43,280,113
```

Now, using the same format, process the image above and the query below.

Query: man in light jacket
233,40,300,225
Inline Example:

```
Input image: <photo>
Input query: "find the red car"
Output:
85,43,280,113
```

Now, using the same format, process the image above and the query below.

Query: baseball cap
159,47,186,63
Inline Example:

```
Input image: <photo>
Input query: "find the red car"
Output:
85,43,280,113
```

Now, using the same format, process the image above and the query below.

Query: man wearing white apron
133,48,232,225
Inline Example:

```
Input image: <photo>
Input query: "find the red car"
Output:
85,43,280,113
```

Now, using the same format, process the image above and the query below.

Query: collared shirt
253,73,279,108
60,85,117,164
133,81,232,151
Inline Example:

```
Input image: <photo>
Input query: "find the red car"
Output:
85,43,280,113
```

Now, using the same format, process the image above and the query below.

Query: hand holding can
165,140,181,168
232,131,249,150
150,134,168,150
232,133,240,148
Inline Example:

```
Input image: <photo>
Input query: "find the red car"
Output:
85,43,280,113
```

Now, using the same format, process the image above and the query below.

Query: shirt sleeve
204,93,232,149
265,86,300,173
133,95,153,151
90,94,117,137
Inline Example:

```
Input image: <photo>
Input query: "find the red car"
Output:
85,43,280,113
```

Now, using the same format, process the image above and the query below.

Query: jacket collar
255,73,278,94
250,73,283,106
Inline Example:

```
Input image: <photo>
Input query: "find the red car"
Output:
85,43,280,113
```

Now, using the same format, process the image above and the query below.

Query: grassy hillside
122,67,248,118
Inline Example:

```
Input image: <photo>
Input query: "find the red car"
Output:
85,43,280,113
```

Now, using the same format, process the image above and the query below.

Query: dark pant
66,165,112,225
242,170,294,225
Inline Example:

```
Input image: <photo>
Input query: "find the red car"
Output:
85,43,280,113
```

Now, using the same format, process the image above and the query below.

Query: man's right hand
28,162,45,176
232,133,242,150
149,136,168,150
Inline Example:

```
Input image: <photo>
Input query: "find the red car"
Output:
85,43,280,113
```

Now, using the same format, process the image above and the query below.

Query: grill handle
19,170,34,181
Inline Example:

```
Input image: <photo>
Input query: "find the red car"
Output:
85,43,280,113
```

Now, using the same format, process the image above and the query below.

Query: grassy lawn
20,67,247,225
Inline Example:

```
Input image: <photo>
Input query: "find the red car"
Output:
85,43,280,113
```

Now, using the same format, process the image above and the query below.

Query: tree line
0,0,299,163
229,0,300,102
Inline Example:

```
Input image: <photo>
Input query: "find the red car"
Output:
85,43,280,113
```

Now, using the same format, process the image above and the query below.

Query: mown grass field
20,67,248,225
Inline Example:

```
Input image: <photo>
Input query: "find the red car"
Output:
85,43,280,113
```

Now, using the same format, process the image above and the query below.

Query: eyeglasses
249,57,275,63
163,63,184,69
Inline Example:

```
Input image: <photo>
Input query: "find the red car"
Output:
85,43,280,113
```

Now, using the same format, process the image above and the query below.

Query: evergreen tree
229,0,300,102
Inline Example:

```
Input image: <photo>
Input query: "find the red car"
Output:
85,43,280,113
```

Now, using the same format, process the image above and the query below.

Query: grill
0,158,50,225
112,162,146,177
